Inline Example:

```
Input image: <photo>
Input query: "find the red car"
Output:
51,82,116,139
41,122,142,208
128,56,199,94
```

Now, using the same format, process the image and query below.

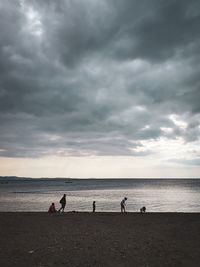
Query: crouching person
140,206,146,213
48,203,56,213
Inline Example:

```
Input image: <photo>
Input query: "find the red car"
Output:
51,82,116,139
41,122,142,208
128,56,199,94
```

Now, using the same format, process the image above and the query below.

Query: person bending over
121,197,127,213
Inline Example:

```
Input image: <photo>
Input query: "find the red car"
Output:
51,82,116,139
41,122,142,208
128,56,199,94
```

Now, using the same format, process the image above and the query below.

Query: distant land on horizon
0,176,199,181
0,176,73,181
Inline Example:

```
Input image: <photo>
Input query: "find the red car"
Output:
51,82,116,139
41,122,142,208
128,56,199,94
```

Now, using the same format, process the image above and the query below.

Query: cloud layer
0,0,200,163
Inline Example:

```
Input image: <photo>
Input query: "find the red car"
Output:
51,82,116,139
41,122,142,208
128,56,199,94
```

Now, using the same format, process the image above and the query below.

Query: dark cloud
0,0,199,158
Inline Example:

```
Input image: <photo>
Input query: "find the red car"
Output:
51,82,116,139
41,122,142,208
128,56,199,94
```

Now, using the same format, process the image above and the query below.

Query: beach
0,213,200,267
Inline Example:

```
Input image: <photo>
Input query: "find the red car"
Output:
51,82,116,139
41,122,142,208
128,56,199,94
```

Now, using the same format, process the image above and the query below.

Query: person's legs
62,203,66,212
121,204,125,212
59,204,64,212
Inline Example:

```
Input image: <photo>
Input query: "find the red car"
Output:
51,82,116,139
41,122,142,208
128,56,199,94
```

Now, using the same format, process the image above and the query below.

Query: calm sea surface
0,179,200,212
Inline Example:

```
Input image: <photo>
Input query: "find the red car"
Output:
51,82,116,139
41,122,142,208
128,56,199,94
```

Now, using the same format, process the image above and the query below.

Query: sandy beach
0,212,200,267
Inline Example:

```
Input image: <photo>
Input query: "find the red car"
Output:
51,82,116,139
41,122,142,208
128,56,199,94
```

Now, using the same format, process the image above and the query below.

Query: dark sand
0,212,200,267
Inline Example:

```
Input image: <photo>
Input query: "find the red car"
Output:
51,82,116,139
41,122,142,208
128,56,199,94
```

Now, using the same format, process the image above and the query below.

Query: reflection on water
0,179,200,212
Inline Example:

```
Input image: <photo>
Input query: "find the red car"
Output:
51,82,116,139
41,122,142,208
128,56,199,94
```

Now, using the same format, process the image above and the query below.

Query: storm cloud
0,0,200,161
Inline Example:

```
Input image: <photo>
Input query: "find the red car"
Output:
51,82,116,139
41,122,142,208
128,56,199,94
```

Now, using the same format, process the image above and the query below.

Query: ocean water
0,178,200,212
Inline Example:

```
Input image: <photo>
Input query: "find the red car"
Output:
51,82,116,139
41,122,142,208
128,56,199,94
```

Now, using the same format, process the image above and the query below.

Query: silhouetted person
48,203,56,213
121,197,127,212
140,206,146,213
59,194,66,212
93,201,96,212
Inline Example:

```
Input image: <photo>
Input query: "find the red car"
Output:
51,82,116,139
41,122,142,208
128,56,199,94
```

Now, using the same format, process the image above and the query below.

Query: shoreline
1,212,200,266
1,211,200,214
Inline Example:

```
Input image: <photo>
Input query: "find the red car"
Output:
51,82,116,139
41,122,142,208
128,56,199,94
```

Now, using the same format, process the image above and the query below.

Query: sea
0,178,200,212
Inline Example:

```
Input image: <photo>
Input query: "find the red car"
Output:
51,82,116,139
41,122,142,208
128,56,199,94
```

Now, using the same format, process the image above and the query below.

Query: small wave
12,191,39,194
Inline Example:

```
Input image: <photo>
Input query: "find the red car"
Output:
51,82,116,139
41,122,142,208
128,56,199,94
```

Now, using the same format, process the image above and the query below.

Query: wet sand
0,212,200,267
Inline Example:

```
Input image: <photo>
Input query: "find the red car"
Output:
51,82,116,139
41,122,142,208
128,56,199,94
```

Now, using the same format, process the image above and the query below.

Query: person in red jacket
48,203,56,213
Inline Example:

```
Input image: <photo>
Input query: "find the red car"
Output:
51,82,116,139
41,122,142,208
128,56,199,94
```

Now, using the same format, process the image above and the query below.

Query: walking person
93,201,96,212
121,197,127,213
59,194,66,212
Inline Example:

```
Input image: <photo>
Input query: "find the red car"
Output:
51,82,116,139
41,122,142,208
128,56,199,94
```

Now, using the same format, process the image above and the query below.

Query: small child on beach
121,197,127,213
140,206,146,213
93,201,96,212
48,203,56,213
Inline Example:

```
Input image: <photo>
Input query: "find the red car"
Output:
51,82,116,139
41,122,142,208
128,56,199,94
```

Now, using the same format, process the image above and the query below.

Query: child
93,201,96,212
140,206,146,213
48,203,56,213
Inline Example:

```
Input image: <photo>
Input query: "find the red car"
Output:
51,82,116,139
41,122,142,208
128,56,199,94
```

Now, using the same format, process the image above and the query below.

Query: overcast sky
0,0,200,178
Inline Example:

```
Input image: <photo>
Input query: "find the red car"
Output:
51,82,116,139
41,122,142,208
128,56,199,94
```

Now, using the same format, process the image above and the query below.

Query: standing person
121,197,127,213
59,194,66,212
93,201,96,212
